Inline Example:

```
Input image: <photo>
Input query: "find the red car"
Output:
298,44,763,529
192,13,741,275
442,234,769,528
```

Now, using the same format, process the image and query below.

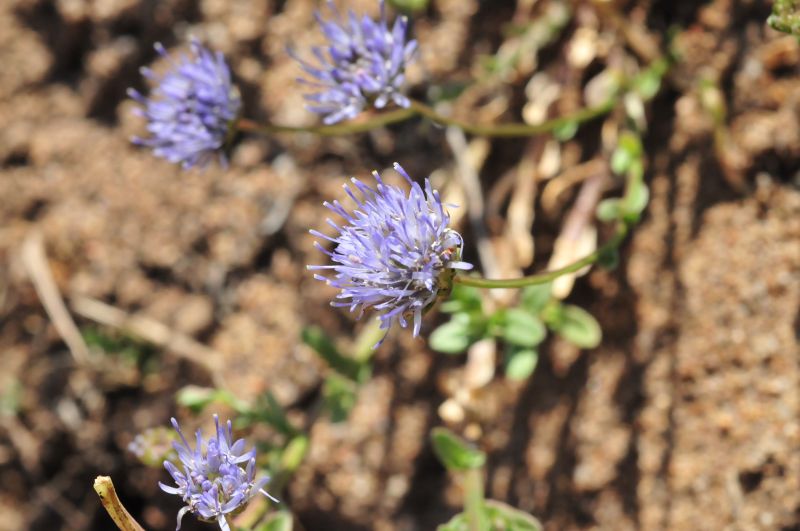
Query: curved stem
407,98,616,137
454,222,630,289
234,96,616,139
235,107,416,136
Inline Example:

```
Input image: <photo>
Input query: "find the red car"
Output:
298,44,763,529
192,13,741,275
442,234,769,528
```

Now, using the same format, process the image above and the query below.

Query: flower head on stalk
309,163,472,345
292,0,417,124
128,39,241,169
160,415,277,531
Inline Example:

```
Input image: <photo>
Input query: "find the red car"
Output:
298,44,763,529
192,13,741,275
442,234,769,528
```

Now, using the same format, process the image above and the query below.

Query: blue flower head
128,39,241,169
309,163,472,344
160,415,277,531
292,0,418,124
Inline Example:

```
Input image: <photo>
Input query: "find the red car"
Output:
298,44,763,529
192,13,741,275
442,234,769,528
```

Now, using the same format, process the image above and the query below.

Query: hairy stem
234,96,616,139
235,107,416,136
407,98,616,138
464,467,486,531
454,222,629,289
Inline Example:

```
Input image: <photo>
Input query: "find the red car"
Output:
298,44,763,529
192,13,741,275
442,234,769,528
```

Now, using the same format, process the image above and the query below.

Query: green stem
454,222,630,289
464,468,486,531
407,98,616,138
234,96,616,139
235,107,416,136
352,318,386,362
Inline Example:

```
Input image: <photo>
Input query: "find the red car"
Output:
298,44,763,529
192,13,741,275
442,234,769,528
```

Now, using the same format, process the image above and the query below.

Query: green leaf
322,373,358,423
301,326,365,382
429,316,473,354
553,120,578,141
280,435,309,473
505,348,539,380
484,500,543,530
437,500,543,531
248,392,298,436
610,146,632,175
634,68,663,100
0,379,21,416
596,198,622,222
501,309,546,348
596,246,620,270
175,385,247,414
611,131,643,175
520,283,551,314
387,0,429,13
623,179,650,218
439,285,483,315
431,427,486,471
254,511,293,531
550,304,602,348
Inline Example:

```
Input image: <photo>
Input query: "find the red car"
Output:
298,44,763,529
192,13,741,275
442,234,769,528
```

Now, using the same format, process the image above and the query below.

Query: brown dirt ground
1,0,799,530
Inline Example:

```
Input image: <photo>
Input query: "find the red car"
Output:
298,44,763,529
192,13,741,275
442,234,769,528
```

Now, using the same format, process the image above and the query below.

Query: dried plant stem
21,230,91,365
71,295,227,389
93,476,146,531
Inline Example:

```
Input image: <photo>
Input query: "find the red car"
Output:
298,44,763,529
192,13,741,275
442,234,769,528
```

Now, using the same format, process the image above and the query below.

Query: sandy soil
0,0,799,530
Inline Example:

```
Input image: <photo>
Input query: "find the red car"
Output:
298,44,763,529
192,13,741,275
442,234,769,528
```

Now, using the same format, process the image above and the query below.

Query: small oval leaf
554,305,602,348
431,427,486,471
505,349,539,380
430,318,473,354
501,309,546,348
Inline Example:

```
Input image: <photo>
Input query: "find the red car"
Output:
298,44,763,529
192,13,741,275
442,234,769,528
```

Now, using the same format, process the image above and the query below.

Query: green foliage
520,283,551,314
0,379,21,417
431,428,486,471
387,0,429,12
432,278,602,379
596,198,622,222
82,326,158,371
632,58,668,100
254,511,293,531
610,131,642,175
430,315,474,354
301,326,368,382
543,304,602,349
504,348,539,381
604,129,650,225
322,373,358,423
280,436,309,474
553,120,578,141
437,500,544,531
769,0,800,35
499,309,546,348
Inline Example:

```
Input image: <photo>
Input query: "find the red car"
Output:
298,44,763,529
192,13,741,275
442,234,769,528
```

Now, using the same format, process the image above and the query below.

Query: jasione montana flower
309,164,472,343
128,39,240,169
160,415,276,531
292,0,417,124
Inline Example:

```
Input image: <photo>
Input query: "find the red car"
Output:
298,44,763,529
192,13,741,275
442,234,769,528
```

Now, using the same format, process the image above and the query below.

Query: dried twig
93,476,146,531
20,230,90,364
547,167,610,298
541,158,607,218
71,295,227,389
444,126,499,279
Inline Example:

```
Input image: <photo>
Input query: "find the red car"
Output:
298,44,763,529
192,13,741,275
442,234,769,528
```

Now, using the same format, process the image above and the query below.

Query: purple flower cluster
309,164,472,343
129,39,240,169
292,0,418,124
160,416,276,531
